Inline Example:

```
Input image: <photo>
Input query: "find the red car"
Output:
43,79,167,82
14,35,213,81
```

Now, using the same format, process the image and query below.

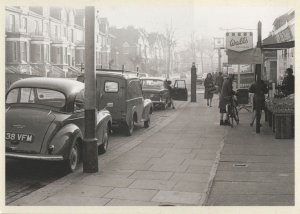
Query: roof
10,77,84,95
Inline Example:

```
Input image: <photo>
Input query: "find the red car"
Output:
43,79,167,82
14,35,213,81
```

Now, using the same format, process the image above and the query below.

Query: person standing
215,72,224,96
219,74,235,126
281,68,294,96
204,73,215,107
166,80,175,109
249,79,268,127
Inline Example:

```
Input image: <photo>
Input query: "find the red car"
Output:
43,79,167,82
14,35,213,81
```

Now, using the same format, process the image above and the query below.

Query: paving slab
104,188,158,201
129,179,177,191
106,199,160,206
210,181,294,195
36,196,111,206
206,194,294,206
80,175,135,188
151,190,203,205
129,170,173,180
172,181,207,193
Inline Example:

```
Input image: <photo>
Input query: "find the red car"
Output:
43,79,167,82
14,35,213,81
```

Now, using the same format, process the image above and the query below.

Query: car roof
140,77,166,81
9,77,84,95
94,71,140,80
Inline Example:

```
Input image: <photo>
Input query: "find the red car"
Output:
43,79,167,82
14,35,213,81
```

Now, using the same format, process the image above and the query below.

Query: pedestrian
249,79,268,127
219,74,235,126
281,68,294,96
215,72,224,96
204,73,215,107
166,80,175,109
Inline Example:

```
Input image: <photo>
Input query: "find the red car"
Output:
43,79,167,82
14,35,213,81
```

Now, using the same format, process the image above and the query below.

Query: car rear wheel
64,141,80,172
125,115,134,136
98,125,109,154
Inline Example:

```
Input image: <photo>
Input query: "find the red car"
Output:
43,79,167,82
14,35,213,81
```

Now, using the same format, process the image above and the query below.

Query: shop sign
226,32,253,52
214,37,225,49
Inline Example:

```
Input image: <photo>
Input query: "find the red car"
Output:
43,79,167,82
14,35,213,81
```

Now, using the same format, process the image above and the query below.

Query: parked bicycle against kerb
226,94,239,128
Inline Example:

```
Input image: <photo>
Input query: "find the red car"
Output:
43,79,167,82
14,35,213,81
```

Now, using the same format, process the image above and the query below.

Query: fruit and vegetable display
266,94,294,114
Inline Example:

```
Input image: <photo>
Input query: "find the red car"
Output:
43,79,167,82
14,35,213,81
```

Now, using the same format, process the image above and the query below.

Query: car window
135,81,143,97
104,81,118,93
142,80,164,90
74,89,85,111
6,88,19,103
174,80,186,89
6,87,66,108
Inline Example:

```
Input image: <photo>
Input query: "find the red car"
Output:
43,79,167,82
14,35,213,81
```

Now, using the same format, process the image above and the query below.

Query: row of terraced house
5,6,176,91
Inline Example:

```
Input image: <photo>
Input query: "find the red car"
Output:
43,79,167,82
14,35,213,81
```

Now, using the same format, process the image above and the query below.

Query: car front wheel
98,125,109,154
64,141,80,173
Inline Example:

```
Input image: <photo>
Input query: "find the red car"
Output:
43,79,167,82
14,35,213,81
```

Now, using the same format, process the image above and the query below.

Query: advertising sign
214,37,225,49
226,32,253,52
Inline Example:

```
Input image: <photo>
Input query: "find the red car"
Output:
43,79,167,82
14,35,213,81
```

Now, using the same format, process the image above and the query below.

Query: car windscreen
142,80,164,90
6,88,66,109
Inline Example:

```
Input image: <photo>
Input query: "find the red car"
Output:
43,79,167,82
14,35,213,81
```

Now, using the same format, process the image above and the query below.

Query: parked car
141,77,172,110
78,69,153,136
172,79,189,101
5,77,112,172
141,77,188,109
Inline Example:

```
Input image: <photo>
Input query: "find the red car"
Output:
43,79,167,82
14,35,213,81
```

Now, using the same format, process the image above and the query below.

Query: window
21,42,27,62
6,88,65,108
6,88,19,103
71,29,74,42
74,89,84,111
104,81,118,93
35,20,39,33
63,27,67,37
22,17,27,33
13,42,17,61
9,14,15,32
174,80,186,89
142,79,164,90
55,25,58,37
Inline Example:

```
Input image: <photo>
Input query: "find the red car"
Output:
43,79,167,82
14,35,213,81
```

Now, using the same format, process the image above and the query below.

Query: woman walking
204,73,215,107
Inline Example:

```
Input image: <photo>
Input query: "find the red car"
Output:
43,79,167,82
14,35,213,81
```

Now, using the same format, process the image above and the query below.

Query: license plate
5,132,34,143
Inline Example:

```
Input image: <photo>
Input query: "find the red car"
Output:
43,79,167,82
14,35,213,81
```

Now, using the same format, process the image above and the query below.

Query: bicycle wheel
233,106,239,124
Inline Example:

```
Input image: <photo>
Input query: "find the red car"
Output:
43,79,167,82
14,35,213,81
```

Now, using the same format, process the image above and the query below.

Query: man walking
219,74,235,126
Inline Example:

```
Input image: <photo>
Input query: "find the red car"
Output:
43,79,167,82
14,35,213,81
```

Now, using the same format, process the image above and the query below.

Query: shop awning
262,40,294,50
227,48,263,64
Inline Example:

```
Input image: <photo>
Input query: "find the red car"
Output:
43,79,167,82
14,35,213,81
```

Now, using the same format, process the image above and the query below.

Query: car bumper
6,152,64,161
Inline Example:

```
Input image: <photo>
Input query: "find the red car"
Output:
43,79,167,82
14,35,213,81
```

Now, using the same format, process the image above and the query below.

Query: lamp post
83,6,98,173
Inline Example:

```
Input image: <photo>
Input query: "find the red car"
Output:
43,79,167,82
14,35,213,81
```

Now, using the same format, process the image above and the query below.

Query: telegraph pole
83,6,98,173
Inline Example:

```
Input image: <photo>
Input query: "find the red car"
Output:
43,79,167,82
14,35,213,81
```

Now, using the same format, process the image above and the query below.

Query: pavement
7,93,294,208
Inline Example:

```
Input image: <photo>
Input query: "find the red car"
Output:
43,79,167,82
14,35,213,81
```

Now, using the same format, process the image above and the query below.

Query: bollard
191,63,197,102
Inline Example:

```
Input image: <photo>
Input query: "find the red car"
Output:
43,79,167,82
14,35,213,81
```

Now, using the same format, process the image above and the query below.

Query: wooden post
83,6,98,173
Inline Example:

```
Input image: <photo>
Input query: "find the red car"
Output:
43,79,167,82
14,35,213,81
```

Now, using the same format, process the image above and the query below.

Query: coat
219,78,234,109
204,77,214,99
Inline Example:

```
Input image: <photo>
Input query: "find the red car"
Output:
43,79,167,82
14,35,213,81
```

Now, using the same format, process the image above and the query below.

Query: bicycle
226,95,239,128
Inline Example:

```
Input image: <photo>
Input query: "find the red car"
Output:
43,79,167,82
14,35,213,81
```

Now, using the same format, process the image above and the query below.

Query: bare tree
164,22,176,79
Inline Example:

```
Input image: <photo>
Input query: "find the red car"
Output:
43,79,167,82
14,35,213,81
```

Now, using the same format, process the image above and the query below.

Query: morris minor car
78,69,153,136
5,78,112,172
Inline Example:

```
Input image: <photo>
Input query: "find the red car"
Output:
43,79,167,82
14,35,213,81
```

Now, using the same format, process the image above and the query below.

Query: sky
97,0,295,50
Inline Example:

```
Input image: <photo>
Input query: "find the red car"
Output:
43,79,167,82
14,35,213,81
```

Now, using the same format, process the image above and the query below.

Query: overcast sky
97,0,294,49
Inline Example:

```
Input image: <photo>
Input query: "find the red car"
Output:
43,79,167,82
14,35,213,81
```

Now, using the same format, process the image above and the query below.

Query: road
5,100,187,205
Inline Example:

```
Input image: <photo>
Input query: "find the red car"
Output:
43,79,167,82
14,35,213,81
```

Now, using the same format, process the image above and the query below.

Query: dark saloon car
141,77,171,109
5,78,112,172
141,77,188,109
78,69,153,136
